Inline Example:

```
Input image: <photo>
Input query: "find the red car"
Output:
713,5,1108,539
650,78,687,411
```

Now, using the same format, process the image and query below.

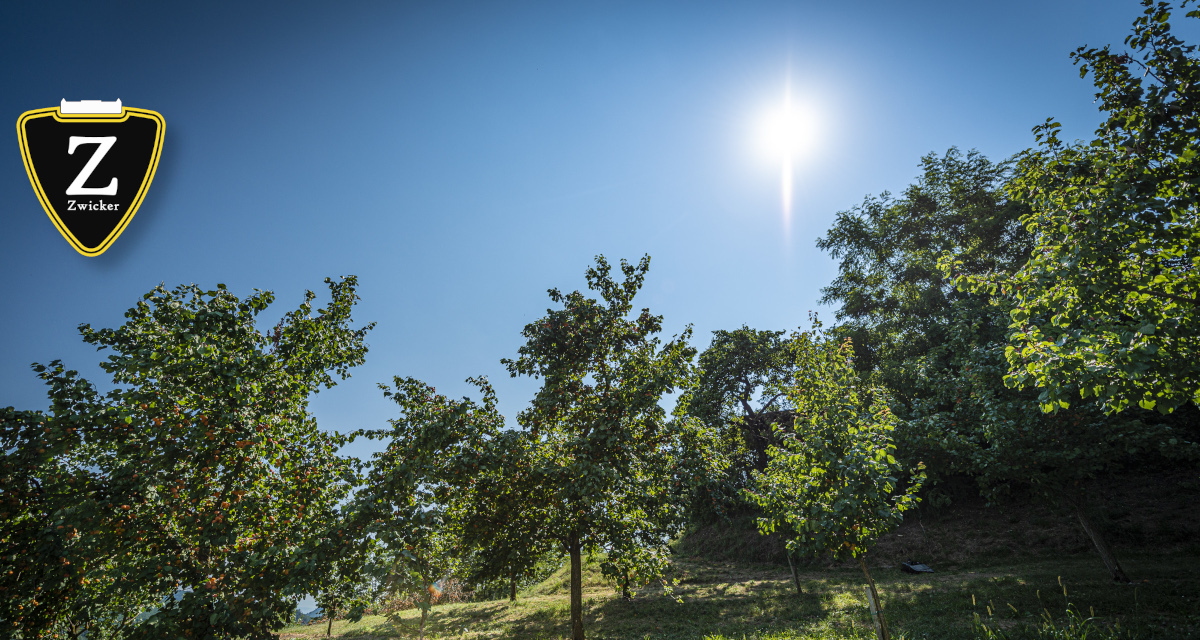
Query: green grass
279,553,1200,640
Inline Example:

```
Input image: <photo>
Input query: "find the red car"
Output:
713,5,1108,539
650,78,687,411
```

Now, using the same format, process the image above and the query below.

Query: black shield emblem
17,100,165,256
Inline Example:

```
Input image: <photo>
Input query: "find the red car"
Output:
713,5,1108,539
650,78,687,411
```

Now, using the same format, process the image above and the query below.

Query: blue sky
2,0,1188,463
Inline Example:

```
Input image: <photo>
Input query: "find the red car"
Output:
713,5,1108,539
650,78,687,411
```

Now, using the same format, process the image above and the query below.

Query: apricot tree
1,277,373,639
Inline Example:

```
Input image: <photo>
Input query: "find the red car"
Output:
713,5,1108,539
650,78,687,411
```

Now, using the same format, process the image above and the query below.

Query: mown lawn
279,553,1200,640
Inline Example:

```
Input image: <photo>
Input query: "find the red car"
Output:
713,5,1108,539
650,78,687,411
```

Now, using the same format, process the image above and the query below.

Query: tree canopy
501,255,713,640
354,375,507,639
1,278,373,640
747,321,923,639
747,322,923,565
946,0,1200,414
818,148,1031,405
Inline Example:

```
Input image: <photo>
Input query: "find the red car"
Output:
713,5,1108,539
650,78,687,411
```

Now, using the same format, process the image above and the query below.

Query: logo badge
17,100,165,256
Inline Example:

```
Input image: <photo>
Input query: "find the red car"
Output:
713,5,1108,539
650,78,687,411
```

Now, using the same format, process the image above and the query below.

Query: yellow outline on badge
16,106,165,257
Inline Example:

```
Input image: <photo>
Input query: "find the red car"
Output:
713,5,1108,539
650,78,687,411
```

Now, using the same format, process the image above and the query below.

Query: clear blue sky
2,1,1187,462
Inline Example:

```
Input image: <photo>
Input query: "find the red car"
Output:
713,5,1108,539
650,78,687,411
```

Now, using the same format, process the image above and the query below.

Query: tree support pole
786,550,803,595
1073,501,1132,583
859,558,890,640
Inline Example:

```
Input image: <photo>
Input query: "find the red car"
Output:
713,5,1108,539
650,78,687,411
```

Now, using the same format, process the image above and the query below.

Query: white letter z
66,136,118,196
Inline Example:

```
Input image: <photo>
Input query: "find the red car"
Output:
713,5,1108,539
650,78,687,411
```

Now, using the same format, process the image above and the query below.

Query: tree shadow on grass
385,599,575,639
382,577,871,639
372,556,1200,639
576,581,844,639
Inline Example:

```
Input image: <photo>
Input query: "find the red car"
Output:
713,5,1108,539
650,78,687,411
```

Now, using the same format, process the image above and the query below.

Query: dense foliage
746,322,923,566
448,427,561,603
675,327,796,522
817,148,1031,406
353,375,508,639
747,322,923,640
947,0,1200,414
501,255,718,640
5,4,1200,635
1,278,373,639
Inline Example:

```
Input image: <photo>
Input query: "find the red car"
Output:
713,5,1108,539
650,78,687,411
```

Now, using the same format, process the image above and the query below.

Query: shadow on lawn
312,554,1200,639
386,580,848,639
508,582,852,639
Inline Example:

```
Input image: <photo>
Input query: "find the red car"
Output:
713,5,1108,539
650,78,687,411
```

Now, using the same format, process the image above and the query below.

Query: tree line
3,2,1200,639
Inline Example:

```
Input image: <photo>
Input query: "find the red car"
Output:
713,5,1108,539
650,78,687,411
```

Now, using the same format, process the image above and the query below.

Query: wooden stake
787,551,803,595
859,558,890,640
865,586,885,640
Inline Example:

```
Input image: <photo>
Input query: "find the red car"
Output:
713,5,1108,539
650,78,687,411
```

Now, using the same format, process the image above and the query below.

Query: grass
278,552,1200,640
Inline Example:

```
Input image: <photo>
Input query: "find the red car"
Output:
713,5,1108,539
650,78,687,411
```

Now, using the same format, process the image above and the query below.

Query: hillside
678,470,1200,568
279,470,1200,639
279,554,1200,639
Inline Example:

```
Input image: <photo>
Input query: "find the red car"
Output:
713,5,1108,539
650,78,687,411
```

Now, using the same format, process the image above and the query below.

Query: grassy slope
281,471,1200,639
279,553,1200,640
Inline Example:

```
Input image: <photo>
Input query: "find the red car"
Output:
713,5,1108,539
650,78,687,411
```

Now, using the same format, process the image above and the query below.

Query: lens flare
757,83,820,235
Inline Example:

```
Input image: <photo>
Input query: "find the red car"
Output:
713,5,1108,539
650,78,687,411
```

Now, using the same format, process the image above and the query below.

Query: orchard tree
680,327,795,473
355,376,506,640
817,147,1031,405
903,302,1197,583
675,326,803,526
311,517,376,638
501,255,711,640
747,321,923,640
449,429,560,602
0,277,373,640
946,1,1200,414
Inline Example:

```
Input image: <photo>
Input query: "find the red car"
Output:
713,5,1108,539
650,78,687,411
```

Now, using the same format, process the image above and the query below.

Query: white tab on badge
60,99,123,114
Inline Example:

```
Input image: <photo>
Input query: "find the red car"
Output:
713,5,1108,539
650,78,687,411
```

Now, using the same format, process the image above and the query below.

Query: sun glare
757,103,820,162
755,85,823,237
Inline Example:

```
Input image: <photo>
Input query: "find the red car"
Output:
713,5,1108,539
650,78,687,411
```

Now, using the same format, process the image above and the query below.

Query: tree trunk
621,568,630,600
326,609,334,637
858,558,890,640
510,570,517,602
570,533,585,640
419,603,427,640
740,403,770,472
1073,500,1132,583
786,551,803,595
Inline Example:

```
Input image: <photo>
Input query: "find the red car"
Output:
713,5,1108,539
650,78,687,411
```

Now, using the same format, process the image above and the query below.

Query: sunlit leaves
746,322,924,562
901,300,1192,505
945,1,1200,414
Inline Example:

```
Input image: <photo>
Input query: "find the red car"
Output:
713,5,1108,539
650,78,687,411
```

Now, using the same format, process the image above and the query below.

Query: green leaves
816,148,1032,410
1,277,374,640
500,255,715,633
354,375,510,620
676,326,796,518
902,297,1192,507
949,1,1200,414
747,323,924,563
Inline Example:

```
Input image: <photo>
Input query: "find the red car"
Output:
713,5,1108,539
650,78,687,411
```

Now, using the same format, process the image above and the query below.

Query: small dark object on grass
901,560,934,574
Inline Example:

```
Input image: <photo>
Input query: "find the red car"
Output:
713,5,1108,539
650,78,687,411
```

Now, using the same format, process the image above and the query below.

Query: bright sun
755,88,823,235
756,101,820,162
